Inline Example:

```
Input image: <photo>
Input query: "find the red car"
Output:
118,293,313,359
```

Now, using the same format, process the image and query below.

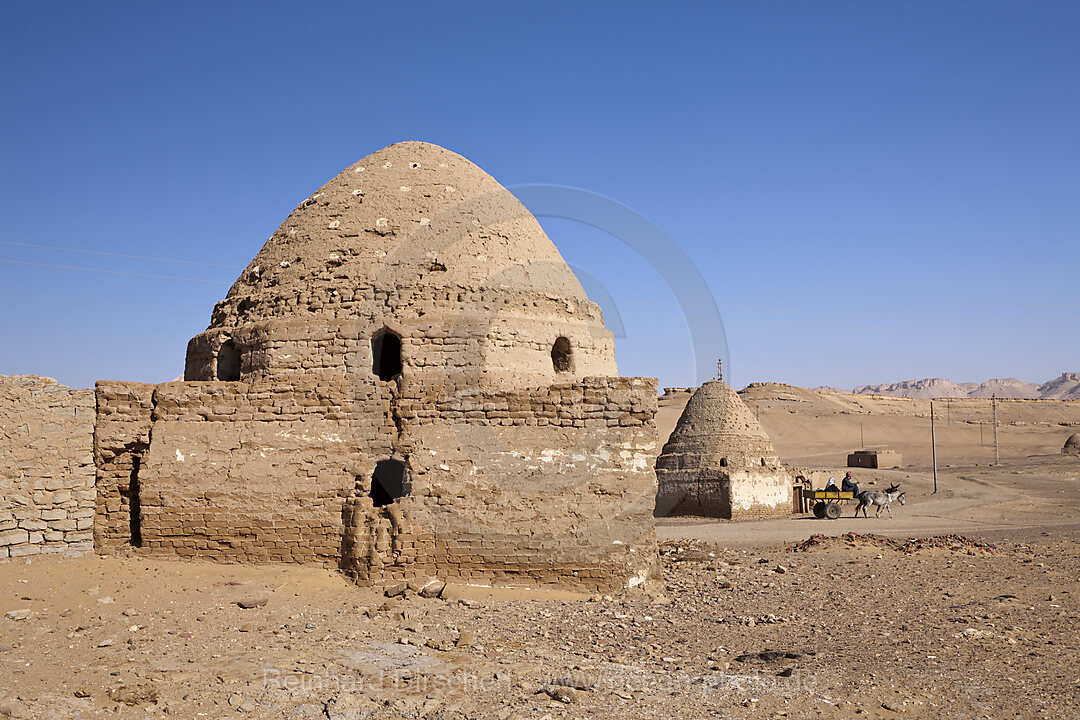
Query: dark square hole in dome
371,331,402,381
370,459,406,507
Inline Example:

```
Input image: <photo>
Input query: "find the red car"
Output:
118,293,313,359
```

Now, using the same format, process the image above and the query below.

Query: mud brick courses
93,376,657,591
0,376,96,560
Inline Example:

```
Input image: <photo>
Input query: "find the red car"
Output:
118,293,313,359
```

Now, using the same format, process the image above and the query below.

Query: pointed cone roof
658,380,780,468
212,141,593,328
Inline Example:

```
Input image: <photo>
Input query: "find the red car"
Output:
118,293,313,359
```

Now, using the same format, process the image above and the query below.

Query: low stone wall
1,376,95,560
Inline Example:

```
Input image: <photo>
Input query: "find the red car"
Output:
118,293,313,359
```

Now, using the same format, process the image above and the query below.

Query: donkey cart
804,490,856,520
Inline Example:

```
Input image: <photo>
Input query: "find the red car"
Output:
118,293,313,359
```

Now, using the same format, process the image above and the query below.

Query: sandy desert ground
2,385,1078,719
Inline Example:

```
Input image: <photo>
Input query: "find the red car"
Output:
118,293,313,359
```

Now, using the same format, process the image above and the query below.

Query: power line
0,259,230,285
0,240,244,269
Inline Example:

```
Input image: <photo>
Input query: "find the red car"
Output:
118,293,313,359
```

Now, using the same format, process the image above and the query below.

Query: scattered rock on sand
237,597,268,609
552,672,598,691
543,685,577,703
737,650,801,663
419,580,446,598
0,700,30,718
439,583,466,602
107,684,160,706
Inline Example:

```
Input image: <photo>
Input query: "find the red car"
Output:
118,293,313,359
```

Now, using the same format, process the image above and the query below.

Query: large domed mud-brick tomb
93,142,659,590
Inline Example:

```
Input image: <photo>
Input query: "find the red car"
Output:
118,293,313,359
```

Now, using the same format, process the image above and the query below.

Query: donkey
854,484,905,518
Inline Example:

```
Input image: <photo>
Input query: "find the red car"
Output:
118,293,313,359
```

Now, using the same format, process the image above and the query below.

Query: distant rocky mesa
847,373,1080,400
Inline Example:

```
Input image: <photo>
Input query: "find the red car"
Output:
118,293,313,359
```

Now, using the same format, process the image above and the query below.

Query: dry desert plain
2,384,1078,719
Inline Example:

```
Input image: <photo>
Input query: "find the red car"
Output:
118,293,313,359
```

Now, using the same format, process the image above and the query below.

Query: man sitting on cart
841,471,860,496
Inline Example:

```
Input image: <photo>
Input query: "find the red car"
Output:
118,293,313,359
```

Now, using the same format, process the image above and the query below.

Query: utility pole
860,422,865,449
931,399,939,494
992,394,999,466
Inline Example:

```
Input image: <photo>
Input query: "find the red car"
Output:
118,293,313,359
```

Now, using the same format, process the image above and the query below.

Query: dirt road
659,456,1080,547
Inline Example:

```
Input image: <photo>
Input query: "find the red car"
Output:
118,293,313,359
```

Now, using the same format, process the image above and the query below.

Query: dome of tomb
658,381,781,469
185,142,616,385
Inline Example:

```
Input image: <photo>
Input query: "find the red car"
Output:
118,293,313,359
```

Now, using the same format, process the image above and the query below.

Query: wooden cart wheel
812,501,826,519
824,502,842,520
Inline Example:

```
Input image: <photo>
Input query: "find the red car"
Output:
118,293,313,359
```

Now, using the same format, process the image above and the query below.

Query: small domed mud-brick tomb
654,380,791,519
93,142,659,591
1064,433,1080,457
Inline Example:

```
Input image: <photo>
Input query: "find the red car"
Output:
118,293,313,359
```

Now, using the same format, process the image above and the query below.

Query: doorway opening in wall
127,456,142,547
371,330,402,381
217,340,241,381
551,336,573,373
370,459,406,507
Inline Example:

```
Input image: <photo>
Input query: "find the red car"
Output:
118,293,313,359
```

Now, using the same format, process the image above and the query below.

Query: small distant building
847,449,902,469
654,381,791,519
1064,434,1080,457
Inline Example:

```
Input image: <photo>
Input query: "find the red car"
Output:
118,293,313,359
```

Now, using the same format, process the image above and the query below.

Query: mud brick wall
398,376,655,428
97,378,395,564
726,468,794,519
1,376,95,560
99,374,658,590
138,420,356,564
186,297,616,389
93,381,155,551
346,376,660,591
656,465,793,520
342,419,659,591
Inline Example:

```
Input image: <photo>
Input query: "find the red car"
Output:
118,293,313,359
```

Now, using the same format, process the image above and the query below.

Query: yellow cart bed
804,490,855,520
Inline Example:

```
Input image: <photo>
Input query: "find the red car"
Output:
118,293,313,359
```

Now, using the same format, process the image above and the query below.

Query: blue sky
1,1,1077,390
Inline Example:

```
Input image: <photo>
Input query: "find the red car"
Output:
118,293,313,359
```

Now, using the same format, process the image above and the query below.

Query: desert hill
1038,372,1080,399
657,380,1080,460
851,372,1080,400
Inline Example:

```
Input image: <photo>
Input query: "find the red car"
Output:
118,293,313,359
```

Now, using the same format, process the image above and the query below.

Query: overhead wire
0,240,244,269
0,259,230,285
